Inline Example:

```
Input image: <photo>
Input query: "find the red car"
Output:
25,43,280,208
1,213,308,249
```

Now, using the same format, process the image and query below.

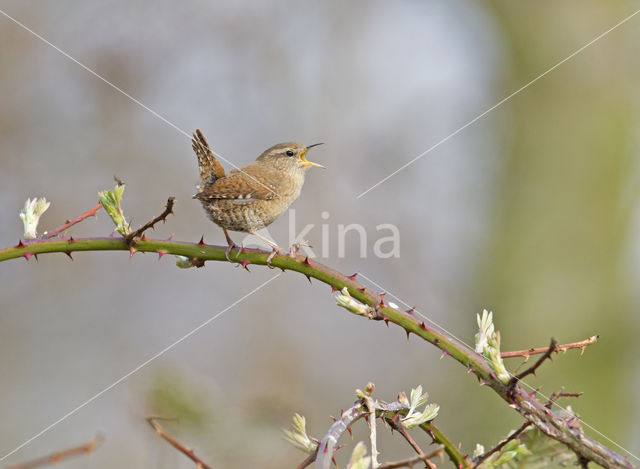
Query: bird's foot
288,240,313,257
266,246,285,268
225,242,239,262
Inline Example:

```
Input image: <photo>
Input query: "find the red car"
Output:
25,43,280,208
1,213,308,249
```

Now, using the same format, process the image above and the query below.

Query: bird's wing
194,172,278,202
192,129,226,185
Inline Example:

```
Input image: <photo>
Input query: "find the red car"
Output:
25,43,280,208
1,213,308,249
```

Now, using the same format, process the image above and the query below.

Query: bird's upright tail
192,129,226,187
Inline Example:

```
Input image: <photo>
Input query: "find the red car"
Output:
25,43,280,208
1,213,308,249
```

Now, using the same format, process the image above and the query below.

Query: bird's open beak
300,143,325,168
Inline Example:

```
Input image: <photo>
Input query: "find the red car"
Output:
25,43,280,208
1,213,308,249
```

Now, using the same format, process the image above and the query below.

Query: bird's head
257,142,325,173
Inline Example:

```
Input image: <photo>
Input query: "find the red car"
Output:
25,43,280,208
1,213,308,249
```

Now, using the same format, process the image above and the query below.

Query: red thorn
139,234,148,241
305,274,312,284
129,248,137,258
65,219,71,224
16,239,25,248
167,235,173,241
303,256,312,266
383,317,390,326
22,252,35,260
420,321,427,330
198,235,206,246
157,249,168,260
240,246,248,253
347,272,358,281
358,287,366,292
434,338,440,345
64,251,73,260
109,232,115,238
241,260,251,271
323,444,328,454
364,415,369,423
405,306,416,316
69,236,76,243
331,285,338,292
347,426,352,438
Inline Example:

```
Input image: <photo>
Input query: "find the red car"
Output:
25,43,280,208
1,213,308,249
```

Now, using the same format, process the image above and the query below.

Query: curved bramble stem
0,235,634,468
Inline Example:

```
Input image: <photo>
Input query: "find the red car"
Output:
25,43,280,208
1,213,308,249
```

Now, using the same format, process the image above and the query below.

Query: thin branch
501,336,599,359
387,415,435,469
294,448,318,469
364,396,380,468
147,417,213,469
125,197,175,244
416,422,470,469
473,421,531,467
378,447,443,469
2,436,102,469
509,338,559,385
39,203,101,239
545,390,584,409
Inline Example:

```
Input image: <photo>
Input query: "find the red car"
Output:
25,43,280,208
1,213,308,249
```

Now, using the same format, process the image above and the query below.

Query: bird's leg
223,228,239,262
249,231,283,268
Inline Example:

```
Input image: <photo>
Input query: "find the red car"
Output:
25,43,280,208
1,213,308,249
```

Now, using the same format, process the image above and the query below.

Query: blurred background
1,1,639,467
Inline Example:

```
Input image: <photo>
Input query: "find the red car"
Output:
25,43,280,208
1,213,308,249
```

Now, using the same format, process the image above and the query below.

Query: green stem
419,422,470,469
1,236,496,380
0,236,634,468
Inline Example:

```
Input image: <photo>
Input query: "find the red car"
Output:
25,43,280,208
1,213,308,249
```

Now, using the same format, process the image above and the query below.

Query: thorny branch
39,203,101,239
1,199,636,468
147,417,213,469
472,421,531,467
501,335,599,359
2,436,103,469
125,197,175,245
509,338,559,385
387,416,435,469
378,448,443,469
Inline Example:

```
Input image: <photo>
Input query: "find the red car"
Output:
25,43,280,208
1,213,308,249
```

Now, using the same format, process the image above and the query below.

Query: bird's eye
286,150,294,157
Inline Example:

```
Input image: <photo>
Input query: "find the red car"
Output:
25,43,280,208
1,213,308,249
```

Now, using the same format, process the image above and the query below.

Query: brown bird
191,129,324,264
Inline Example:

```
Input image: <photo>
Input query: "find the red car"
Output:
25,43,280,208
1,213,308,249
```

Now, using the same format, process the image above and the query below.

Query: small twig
39,203,102,240
2,435,103,469
147,417,213,469
126,197,175,245
378,446,443,469
473,421,531,467
294,449,318,469
509,338,558,386
364,396,380,468
545,390,584,409
501,335,598,359
388,416,435,469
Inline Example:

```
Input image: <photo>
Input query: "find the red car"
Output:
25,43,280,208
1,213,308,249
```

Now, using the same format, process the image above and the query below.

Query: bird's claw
225,242,239,262
288,240,313,257
266,247,286,268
